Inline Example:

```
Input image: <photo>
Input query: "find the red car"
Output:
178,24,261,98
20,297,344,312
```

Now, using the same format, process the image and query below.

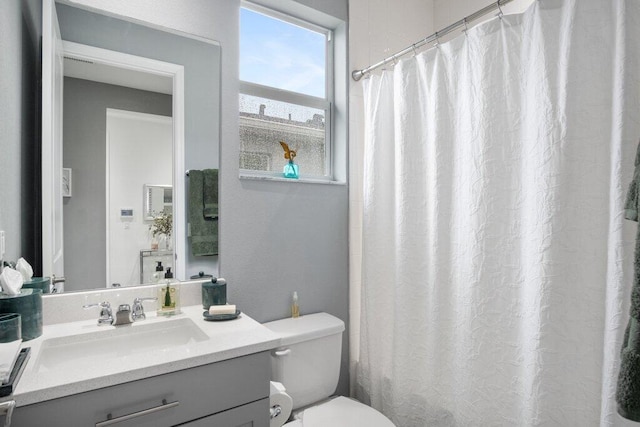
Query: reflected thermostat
120,208,134,220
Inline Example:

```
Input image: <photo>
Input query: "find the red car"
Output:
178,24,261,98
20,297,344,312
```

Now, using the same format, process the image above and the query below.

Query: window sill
239,172,346,186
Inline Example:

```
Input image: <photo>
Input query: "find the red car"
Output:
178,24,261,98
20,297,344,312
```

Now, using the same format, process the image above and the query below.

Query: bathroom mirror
144,185,173,221
41,0,221,292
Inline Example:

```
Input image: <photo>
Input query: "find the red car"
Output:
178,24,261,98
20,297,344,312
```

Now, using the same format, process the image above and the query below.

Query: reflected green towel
188,170,218,256
617,141,640,421
203,169,218,219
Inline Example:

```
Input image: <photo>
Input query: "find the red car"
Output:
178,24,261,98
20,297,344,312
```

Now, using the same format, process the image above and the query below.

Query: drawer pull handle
274,349,291,357
96,399,179,427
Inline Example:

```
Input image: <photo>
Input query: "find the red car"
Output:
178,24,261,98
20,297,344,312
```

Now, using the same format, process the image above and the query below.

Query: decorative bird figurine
279,141,297,161
279,141,299,179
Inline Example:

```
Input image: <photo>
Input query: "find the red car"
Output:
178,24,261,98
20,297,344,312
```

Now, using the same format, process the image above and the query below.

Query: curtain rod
351,0,514,81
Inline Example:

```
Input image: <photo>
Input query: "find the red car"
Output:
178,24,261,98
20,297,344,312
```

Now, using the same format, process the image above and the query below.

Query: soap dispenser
291,291,300,318
157,267,180,316
152,261,164,283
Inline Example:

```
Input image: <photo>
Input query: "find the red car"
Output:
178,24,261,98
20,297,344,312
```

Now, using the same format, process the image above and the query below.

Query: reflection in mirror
104,109,175,290
144,185,173,221
41,2,221,293
56,43,183,293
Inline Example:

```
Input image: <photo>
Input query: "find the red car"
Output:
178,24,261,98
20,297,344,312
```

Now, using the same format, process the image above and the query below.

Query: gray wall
57,3,221,277
0,0,41,267
220,0,351,397
62,77,172,292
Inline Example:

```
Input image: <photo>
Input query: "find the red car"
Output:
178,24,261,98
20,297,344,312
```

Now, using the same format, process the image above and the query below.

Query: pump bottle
291,291,300,318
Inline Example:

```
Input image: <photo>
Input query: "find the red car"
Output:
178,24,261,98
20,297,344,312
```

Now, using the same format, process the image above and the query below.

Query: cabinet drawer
182,398,269,427
12,351,270,427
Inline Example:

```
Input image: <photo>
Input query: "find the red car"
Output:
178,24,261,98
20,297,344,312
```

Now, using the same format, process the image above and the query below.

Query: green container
0,314,21,343
202,278,226,309
22,277,51,294
0,289,42,341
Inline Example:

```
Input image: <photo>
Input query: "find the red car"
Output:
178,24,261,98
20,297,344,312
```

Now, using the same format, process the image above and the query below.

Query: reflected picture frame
62,168,72,198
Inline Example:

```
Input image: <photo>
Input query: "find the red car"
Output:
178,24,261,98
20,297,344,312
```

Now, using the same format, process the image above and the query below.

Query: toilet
264,312,395,427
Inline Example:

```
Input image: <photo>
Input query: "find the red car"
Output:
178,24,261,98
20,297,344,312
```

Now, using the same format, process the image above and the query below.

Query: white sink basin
34,318,209,373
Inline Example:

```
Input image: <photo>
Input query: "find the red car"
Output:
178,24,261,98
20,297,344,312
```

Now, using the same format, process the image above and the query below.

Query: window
239,4,333,180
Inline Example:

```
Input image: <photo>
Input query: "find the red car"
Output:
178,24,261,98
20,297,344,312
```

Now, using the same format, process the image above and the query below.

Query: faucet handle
132,297,157,321
83,301,113,326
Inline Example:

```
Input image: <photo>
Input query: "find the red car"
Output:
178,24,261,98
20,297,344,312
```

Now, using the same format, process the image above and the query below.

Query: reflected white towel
0,340,22,384
15,258,33,282
0,268,23,296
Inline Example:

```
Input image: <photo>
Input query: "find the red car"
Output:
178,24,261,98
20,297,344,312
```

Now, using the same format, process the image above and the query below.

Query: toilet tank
264,312,345,410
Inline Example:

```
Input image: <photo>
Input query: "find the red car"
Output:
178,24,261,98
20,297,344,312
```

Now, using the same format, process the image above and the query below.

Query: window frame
239,2,335,181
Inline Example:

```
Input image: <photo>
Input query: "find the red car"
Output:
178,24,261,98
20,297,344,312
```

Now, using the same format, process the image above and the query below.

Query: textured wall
434,0,535,30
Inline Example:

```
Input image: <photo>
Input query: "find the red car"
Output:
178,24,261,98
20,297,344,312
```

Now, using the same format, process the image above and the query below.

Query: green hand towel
188,169,218,256
617,141,640,421
203,169,218,219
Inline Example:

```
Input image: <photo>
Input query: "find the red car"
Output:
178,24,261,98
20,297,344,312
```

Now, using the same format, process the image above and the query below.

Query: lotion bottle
157,267,180,316
291,291,300,318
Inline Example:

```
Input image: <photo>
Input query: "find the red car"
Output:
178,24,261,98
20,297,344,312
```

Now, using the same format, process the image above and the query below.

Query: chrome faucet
83,301,113,326
51,274,66,293
112,304,133,326
132,297,157,321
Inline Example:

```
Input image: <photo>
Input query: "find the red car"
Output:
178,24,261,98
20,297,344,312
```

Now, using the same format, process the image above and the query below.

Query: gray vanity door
181,398,269,427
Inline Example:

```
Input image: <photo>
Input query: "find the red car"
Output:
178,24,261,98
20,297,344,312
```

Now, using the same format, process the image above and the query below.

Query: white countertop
12,305,280,407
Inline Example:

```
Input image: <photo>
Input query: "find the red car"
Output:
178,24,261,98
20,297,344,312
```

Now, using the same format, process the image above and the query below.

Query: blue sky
240,8,326,99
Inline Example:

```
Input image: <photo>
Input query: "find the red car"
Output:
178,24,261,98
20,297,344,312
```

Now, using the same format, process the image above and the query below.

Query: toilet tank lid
264,312,345,347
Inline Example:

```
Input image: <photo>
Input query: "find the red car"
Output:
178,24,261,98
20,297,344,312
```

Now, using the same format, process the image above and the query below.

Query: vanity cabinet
182,398,267,427
11,351,270,427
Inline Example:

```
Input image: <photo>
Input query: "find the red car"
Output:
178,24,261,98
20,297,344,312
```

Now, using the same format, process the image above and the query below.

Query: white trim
47,40,187,283
242,1,332,40
239,81,329,111
105,121,111,288
42,0,65,284
173,67,186,281
63,41,179,80
42,0,55,278
239,172,345,186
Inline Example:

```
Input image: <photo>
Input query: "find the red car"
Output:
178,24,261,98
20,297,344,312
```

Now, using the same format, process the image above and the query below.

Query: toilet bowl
265,312,395,427
285,396,394,427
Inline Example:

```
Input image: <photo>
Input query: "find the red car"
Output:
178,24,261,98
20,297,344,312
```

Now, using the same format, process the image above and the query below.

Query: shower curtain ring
462,18,469,34
434,31,440,46
496,1,504,19
412,43,418,57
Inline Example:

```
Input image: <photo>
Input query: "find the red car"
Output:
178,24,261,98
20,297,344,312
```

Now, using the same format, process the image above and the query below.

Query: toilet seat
285,396,395,427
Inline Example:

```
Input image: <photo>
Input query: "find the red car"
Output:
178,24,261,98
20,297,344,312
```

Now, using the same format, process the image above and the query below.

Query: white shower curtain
351,1,640,426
